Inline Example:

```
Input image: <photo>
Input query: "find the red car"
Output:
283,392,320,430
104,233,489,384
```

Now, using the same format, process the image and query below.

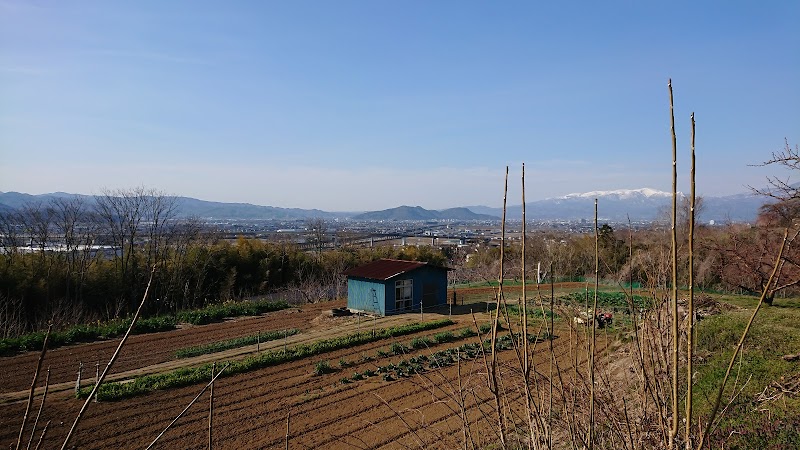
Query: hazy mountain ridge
0,192,349,220
0,187,770,222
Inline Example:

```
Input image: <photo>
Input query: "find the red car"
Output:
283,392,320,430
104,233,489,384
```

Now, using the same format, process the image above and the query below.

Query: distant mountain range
352,206,497,221
0,191,347,220
0,187,769,222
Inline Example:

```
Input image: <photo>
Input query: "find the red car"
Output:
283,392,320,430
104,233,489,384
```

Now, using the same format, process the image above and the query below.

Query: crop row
174,328,299,358
0,300,290,357
342,332,550,383
78,319,455,401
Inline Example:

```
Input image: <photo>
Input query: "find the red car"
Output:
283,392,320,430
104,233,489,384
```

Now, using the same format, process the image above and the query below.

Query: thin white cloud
0,66,46,75
82,49,210,65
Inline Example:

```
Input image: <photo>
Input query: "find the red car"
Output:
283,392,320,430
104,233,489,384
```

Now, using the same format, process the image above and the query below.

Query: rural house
343,258,449,316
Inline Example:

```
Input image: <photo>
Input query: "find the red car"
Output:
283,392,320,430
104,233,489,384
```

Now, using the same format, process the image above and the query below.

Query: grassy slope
695,296,800,448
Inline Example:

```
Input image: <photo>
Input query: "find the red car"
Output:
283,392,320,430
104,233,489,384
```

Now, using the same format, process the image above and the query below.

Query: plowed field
1,300,581,449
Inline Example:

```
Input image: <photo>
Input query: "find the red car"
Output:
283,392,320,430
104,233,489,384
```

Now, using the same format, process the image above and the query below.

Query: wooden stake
285,408,291,450
75,361,82,396
93,361,99,403
16,323,50,450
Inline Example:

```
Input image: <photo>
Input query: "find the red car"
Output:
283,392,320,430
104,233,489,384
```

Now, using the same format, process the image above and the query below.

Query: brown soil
1,302,584,449
0,301,344,397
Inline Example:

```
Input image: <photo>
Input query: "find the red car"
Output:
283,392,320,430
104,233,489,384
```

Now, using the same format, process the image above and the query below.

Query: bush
459,327,477,338
314,360,333,376
433,331,454,344
390,342,409,355
410,337,432,349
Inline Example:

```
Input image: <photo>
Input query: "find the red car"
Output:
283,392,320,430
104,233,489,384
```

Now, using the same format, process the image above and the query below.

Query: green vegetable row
175,329,299,358
78,319,455,401
0,300,289,357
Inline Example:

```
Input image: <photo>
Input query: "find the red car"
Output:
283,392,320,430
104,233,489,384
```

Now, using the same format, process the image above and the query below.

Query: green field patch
557,291,650,310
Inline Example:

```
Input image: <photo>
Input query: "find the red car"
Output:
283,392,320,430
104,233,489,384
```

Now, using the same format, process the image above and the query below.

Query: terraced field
0,299,581,449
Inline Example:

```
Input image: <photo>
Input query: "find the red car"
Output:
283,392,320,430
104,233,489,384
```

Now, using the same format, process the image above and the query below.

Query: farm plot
0,300,343,396
1,313,582,450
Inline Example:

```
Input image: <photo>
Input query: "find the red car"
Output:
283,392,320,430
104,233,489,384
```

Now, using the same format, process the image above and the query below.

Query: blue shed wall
347,278,387,315
347,266,447,316
406,266,448,309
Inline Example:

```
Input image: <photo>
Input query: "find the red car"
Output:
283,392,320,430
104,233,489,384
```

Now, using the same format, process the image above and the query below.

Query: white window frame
395,279,413,311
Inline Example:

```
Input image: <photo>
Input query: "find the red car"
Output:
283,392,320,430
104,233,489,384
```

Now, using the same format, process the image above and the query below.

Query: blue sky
1,1,798,211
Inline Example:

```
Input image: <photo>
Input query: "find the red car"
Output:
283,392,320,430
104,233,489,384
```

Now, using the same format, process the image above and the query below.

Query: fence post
93,361,99,402
75,362,83,396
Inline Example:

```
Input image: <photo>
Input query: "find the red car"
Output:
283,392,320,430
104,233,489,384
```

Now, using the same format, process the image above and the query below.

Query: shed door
422,283,438,308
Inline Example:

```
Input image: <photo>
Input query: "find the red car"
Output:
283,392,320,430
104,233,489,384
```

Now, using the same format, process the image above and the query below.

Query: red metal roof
342,258,446,281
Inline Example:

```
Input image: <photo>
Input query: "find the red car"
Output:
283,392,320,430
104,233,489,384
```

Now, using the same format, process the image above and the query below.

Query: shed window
395,279,413,310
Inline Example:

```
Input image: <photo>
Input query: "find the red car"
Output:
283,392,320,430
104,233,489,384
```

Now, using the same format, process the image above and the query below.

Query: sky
1,1,798,211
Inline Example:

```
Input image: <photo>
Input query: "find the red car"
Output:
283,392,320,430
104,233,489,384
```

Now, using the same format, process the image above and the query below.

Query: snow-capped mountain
559,188,675,200
465,188,765,222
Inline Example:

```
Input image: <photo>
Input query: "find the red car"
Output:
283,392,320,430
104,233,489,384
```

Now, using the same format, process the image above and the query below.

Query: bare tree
94,187,176,312
751,139,800,204
306,218,327,256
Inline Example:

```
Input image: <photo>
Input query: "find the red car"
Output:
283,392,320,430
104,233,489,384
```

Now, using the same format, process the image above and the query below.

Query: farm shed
343,259,449,316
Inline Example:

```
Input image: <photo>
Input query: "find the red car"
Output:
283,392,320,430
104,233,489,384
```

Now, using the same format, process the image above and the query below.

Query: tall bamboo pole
685,113,696,448
16,324,51,450
25,367,49,450
146,363,230,450
32,421,49,450
668,78,680,446
589,199,599,449
522,163,529,377
522,164,537,446
61,267,156,450
209,362,215,450
549,264,554,450
489,166,509,448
